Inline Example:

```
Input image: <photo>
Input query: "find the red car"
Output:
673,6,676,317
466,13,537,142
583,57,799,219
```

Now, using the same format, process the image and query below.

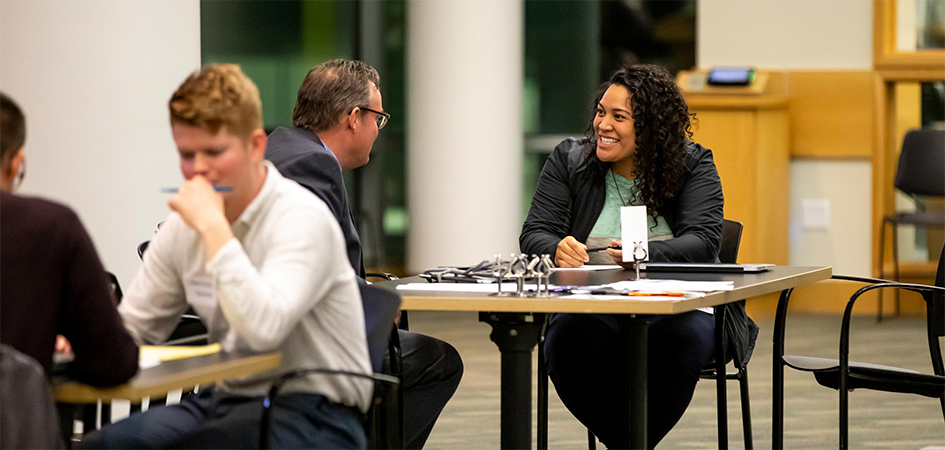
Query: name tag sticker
620,206,649,263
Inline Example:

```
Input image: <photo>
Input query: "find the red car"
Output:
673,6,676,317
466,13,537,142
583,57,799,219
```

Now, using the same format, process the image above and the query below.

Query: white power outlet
802,199,831,230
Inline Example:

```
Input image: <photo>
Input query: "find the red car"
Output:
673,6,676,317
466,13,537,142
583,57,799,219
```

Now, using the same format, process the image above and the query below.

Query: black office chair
697,219,753,450
137,239,208,346
877,128,945,321
105,272,123,304
136,240,149,260
2,344,63,449
718,219,744,268
260,284,404,449
538,219,754,449
367,272,408,330
774,244,944,449
364,272,407,448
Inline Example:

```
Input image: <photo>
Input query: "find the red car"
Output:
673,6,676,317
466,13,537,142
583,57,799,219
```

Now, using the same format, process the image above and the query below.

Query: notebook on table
640,262,774,273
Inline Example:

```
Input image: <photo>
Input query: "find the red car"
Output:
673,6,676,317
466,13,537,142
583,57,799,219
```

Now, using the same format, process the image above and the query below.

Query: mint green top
587,169,673,265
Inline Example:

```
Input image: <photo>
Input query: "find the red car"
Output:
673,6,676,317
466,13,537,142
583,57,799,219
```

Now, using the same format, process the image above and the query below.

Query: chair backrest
137,240,150,260
0,345,63,449
926,244,945,378
895,129,945,198
929,243,944,339
106,271,123,304
358,285,402,373
719,219,744,264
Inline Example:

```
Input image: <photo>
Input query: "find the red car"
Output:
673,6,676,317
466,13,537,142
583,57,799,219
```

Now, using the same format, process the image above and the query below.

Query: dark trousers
76,387,365,449
384,330,463,449
544,311,715,448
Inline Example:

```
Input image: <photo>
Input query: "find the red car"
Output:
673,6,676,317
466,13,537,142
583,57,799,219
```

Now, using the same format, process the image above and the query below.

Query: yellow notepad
140,343,220,363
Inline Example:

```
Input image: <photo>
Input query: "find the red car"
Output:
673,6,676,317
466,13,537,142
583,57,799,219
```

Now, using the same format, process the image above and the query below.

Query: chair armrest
843,282,944,320
840,282,944,356
364,273,408,331
773,277,940,360
366,272,399,281
269,368,398,396
837,282,945,395
831,274,895,284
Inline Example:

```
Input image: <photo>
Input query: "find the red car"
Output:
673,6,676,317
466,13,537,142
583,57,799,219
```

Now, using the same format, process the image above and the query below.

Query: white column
406,0,523,273
0,0,201,286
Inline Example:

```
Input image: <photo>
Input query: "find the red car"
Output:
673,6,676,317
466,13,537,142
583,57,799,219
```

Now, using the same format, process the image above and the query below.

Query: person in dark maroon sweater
0,92,138,386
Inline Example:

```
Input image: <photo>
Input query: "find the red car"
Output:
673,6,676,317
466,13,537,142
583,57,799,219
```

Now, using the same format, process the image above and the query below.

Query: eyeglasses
359,106,390,130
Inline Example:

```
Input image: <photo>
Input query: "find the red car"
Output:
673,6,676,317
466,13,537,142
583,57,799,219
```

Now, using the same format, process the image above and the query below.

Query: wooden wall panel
690,111,757,222
688,108,790,265
787,71,875,159
753,109,791,264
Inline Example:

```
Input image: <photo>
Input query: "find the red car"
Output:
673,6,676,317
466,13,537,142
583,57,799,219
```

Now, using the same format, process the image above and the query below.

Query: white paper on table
396,283,539,293
139,357,161,369
621,206,648,263
604,279,734,292
561,291,706,301
554,265,623,271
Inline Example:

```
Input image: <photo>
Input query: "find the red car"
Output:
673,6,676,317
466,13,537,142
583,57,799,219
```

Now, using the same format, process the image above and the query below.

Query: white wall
698,0,875,275
698,0,873,70
0,0,201,287
788,161,873,274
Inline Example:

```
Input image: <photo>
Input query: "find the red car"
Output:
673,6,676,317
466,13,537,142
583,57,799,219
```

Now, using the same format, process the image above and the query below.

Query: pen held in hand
586,244,622,252
623,291,686,297
161,186,234,194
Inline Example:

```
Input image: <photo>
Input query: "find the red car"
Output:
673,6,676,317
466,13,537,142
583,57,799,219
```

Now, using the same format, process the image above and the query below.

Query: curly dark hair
582,64,694,224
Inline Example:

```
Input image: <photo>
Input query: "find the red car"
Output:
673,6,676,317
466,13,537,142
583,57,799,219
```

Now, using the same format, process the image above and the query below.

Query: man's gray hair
292,59,381,133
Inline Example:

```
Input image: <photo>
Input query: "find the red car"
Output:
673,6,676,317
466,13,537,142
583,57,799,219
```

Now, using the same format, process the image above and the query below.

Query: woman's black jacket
519,138,758,367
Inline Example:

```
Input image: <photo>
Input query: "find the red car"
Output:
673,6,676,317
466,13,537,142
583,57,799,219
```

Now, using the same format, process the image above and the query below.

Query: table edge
54,352,281,403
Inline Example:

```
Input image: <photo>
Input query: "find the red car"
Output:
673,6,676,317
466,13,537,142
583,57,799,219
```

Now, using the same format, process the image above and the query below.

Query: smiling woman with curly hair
520,64,757,447
584,64,691,231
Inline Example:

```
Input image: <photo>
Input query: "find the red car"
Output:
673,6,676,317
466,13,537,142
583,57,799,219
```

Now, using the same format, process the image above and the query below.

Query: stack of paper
139,343,221,369
561,291,706,301
396,283,538,292
603,279,734,292
553,265,623,271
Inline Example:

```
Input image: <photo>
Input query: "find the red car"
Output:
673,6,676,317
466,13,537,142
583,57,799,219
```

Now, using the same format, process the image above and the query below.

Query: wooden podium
677,70,790,265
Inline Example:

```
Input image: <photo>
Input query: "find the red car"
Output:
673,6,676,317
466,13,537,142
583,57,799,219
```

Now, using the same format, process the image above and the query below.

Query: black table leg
772,288,793,450
715,306,729,450
618,315,649,450
480,312,545,450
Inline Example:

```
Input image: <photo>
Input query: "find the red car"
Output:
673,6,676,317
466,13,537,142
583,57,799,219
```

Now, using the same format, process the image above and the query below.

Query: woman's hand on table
555,236,589,268
607,239,639,269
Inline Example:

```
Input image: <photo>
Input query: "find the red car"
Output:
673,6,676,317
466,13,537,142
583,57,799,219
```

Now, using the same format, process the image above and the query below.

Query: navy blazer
265,126,365,279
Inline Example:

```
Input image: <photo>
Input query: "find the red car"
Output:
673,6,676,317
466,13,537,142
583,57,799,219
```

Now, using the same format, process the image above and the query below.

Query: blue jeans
544,311,716,448
77,386,365,449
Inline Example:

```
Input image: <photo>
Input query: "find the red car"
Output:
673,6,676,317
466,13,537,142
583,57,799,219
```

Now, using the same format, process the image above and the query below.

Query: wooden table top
378,266,831,315
54,350,281,403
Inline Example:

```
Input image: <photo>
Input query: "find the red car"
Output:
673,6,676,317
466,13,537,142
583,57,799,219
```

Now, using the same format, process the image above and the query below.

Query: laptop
640,262,774,273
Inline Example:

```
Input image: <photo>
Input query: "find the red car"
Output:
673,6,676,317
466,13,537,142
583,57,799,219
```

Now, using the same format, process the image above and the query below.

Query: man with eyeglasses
265,59,463,449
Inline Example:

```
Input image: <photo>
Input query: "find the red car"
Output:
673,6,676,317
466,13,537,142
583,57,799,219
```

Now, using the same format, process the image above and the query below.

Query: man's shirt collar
232,160,279,230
